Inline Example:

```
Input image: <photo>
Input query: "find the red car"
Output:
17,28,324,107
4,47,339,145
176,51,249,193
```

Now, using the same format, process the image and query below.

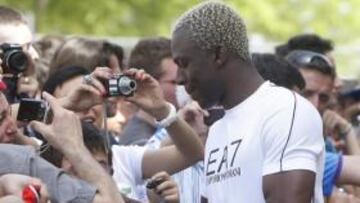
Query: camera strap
102,100,111,153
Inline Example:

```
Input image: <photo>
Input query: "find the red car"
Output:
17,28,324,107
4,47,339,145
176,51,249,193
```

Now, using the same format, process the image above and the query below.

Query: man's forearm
62,145,124,203
166,117,204,163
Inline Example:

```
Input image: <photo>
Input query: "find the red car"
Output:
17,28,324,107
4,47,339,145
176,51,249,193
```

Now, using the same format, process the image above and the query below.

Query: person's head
0,6,38,62
61,122,112,176
43,66,103,128
171,1,251,109
33,35,65,89
129,37,178,107
275,34,342,92
275,34,334,57
50,37,124,74
0,92,17,143
49,37,125,116
286,50,335,114
252,53,305,92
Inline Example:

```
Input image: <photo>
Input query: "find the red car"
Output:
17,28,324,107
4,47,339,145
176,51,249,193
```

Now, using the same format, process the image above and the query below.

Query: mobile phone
17,98,50,123
146,177,164,190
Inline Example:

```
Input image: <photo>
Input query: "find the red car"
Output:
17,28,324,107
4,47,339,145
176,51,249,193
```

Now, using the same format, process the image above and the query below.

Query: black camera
0,43,28,74
17,98,51,123
102,74,136,97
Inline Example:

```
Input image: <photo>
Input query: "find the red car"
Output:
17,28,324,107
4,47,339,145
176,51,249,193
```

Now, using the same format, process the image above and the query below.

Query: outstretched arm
31,92,124,203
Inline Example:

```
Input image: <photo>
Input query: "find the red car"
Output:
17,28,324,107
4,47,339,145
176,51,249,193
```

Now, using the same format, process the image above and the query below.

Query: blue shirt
323,152,342,197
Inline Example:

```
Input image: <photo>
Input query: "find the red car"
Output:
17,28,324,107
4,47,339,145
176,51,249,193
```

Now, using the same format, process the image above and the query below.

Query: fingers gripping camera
102,74,137,97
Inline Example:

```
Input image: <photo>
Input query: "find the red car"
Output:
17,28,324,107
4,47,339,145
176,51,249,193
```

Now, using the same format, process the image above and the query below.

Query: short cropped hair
252,53,305,90
129,37,172,79
276,34,334,57
0,6,27,24
173,1,250,61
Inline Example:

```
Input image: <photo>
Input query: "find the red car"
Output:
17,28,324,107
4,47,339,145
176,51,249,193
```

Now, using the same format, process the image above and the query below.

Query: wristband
155,102,177,128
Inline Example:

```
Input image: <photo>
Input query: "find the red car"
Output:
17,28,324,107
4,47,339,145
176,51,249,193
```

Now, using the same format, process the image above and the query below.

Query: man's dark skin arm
263,170,315,203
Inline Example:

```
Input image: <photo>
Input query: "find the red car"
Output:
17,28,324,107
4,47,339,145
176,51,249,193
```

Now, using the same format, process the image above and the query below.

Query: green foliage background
1,0,360,77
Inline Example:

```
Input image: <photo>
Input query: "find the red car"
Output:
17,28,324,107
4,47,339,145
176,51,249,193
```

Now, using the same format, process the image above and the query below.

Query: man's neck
221,63,264,110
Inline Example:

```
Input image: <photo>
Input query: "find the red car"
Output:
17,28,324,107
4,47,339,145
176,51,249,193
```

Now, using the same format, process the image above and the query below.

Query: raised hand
30,92,84,152
124,68,169,120
60,67,112,112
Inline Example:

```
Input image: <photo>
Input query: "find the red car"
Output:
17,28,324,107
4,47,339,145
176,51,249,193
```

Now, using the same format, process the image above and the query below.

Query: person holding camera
0,6,40,103
54,66,204,202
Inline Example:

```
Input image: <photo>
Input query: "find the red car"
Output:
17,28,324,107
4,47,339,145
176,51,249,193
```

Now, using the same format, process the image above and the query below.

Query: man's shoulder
262,87,319,118
0,144,34,157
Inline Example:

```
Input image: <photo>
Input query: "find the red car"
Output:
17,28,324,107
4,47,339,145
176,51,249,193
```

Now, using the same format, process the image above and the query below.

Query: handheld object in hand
22,184,40,203
101,74,136,97
17,98,51,123
146,177,164,190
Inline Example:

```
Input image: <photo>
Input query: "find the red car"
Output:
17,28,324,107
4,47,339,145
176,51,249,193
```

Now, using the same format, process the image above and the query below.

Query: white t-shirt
112,145,147,202
202,82,324,203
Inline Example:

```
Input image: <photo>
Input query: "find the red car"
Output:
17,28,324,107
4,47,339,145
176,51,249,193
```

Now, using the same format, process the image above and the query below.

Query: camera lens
117,76,137,96
7,50,28,73
0,44,29,74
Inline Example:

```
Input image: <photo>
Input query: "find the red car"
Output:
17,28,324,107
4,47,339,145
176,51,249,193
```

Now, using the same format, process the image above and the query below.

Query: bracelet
155,102,177,128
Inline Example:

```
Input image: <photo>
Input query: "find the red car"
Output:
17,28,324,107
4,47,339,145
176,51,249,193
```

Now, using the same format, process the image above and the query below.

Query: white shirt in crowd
202,81,325,203
112,145,148,202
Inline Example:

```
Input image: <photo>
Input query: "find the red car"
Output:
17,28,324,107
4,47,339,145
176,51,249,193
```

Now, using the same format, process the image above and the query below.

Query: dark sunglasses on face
285,50,334,70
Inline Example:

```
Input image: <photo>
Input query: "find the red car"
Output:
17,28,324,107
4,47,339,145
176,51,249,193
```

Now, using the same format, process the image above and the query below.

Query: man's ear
214,46,228,68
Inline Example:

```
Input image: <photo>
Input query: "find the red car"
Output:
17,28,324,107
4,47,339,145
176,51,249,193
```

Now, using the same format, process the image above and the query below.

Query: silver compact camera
102,74,137,97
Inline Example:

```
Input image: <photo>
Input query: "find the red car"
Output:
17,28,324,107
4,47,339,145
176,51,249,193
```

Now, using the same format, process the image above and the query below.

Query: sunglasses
285,50,334,70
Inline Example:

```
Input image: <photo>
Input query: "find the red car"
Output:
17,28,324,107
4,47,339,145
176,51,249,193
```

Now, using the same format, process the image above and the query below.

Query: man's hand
17,76,39,98
30,92,124,203
148,171,179,203
178,101,208,142
323,110,352,139
30,92,84,153
0,174,49,203
124,69,169,120
59,67,112,112
323,109,360,154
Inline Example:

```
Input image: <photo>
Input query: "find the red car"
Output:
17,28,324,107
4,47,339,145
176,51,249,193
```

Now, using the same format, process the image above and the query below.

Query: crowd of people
0,1,360,203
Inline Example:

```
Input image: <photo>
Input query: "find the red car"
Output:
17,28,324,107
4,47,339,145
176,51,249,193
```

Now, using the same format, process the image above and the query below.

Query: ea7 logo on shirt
206,139,242,185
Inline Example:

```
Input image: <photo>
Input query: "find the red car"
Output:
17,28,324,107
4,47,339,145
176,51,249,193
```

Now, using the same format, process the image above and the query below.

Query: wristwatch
155,102,177,128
